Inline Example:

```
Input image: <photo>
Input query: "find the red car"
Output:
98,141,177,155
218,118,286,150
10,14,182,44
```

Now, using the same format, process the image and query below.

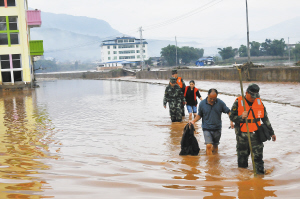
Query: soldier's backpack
179,123,200,156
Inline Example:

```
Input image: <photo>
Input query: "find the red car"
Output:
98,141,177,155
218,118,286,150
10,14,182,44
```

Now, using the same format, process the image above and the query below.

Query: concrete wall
35,70,124,79
136,67,300,82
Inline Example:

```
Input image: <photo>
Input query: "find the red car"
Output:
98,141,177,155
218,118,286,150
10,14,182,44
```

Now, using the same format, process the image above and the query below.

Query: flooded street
0,79,300,198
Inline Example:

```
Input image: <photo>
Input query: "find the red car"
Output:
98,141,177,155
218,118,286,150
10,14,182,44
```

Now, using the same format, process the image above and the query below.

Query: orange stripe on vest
237,96,264,132
176,77,183,88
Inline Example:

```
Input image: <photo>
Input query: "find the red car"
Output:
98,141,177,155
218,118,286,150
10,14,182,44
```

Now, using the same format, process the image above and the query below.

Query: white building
100,36,148,67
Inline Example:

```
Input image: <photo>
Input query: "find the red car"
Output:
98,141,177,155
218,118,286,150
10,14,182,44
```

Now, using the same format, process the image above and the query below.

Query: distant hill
31,11,300,61
30,11,120,61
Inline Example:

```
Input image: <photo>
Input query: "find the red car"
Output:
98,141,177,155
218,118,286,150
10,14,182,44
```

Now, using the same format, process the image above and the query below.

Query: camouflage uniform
230,99,274,174
163,84,186,122
176,77,186,116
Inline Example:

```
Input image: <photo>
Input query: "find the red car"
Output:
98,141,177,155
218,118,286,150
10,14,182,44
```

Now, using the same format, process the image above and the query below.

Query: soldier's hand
272,135,276,141
242,111,248,119
230,121,234,129
164,106,166,109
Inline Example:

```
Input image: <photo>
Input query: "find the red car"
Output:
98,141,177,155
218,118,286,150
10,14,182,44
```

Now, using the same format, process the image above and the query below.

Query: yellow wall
0,0,32,84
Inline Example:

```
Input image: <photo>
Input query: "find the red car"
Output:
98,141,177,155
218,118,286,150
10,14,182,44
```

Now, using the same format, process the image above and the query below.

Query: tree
271,38,286,56
160,45,178,66
160,45,204,66
260,39,272,56
218,47,238,60
250,41,260,56
260,38,286,56
238,45,247,57
179,46,204,64
292,42,300,61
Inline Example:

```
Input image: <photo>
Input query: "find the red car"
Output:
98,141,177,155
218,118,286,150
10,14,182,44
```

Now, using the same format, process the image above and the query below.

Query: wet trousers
236,131,264,174
169,106,182,122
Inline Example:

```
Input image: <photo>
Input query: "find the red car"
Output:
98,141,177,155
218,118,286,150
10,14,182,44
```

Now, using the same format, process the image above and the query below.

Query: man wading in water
163,77,186,122
230,84,276,174
190,89,234,155
172,69,186,117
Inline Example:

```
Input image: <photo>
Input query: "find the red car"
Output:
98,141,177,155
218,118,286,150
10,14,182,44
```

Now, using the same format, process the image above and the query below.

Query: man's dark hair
208,88,218,95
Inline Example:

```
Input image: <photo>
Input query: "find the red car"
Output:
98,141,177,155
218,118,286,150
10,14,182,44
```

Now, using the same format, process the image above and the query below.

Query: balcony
30,40,44,56
27,10,42,28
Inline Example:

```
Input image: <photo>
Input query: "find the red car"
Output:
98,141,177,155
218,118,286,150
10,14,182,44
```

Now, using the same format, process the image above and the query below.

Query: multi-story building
0,0,44,88
100,36,148,67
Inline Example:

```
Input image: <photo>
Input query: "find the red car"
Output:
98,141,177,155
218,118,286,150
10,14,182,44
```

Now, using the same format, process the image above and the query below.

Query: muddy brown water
0,79,299,198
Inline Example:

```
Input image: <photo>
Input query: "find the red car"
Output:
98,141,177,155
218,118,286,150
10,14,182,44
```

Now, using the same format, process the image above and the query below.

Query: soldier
163,77,186,122
229,83,276,175
172,69,186,116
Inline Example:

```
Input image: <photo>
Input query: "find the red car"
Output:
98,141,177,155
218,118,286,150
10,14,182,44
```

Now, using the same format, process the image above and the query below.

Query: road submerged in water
0,79,299,198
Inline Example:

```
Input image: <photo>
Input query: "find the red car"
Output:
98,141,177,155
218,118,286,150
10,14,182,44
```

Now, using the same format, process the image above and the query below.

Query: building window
117,40,123,43
136,45,139,48
119,56,135,60
107,46,110,49
113,45,117,49
143,44,145,47
0,54,22,83
108,57,111,60
0,16,19,46
108,51,110,55
113,56,117,60
113,51,117,54
118,44,134,49
0,0,16,7
129,39,134,43
119,50,135,54
137,55,140,58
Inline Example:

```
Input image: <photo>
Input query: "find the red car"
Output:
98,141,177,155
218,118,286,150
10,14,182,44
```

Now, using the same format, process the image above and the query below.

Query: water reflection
203,185,235,199
0,90,59,198
237,178,277,199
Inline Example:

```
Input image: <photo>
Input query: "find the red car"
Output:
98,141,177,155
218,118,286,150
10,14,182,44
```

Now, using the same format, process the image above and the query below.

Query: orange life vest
237,96,265,132
176,77,183,88
184,86,198,101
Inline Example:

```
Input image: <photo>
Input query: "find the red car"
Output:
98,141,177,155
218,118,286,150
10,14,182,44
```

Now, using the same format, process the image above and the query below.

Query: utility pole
139,27,145,71
288,37,290,66
245,0,250,64
175,36,178,67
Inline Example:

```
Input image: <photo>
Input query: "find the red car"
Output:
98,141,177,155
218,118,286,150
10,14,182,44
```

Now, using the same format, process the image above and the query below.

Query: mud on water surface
0,79,299,198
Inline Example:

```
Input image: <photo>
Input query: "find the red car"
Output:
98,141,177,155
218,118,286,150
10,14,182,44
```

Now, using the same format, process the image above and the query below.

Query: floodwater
0,79,299,198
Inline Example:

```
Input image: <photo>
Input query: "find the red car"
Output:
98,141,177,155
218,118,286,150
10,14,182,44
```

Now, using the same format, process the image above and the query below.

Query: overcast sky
28,0,300,45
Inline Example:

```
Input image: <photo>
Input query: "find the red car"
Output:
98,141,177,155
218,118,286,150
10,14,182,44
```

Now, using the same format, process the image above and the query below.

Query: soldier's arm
261,104,275,136
229,99,244,123
179,87,186,103
163,88,169,106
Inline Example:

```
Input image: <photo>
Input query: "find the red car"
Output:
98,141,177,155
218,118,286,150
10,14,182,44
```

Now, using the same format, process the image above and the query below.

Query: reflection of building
0,0,44,88
0,89,59,196
100,36,148,68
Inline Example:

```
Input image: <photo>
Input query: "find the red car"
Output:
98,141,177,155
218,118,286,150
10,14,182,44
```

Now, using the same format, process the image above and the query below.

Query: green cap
170,77,177,84
172,69,177,74
247,83,260,98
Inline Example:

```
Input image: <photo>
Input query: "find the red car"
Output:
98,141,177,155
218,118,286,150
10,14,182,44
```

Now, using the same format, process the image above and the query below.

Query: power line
144,0,223,31
44,0,224,53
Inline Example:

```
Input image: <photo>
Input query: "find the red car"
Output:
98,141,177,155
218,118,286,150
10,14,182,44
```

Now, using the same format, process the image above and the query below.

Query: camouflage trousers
236,131,264,174
169,105,182,122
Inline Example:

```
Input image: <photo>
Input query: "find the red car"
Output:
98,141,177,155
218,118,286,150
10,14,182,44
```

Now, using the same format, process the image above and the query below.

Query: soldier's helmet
247,83,260,98
170,77,177,84
172,69,178,75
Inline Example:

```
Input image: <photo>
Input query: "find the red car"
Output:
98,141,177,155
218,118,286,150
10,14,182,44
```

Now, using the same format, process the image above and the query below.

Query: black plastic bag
179,123,200,156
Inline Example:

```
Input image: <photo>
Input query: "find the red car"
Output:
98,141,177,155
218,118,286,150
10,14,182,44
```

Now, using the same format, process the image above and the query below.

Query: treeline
218,38,300,61
160,45,204,66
